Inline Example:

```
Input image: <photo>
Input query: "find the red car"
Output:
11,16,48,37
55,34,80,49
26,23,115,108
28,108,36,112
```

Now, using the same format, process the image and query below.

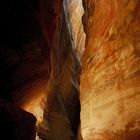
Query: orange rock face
81,0,140,139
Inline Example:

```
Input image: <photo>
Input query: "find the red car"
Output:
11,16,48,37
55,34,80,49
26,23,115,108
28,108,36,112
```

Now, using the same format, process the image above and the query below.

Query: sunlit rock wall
81,0,140,139
64,0,85,59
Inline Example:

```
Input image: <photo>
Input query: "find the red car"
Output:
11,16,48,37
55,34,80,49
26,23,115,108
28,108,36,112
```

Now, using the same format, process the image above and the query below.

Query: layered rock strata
64,0,85,59
80,0,140,139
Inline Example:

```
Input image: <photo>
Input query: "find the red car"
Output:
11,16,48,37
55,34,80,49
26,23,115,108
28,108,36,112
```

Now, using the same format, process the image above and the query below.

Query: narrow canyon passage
0,0,140,140
0,0,85,140
36,0,85,139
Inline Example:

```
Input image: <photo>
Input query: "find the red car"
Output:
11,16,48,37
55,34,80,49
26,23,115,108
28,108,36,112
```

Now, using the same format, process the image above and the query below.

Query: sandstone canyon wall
1,0,140,139
0,1,49,139
80,0,140,139
64,0,86,59
38,0,85,139
0,0,85,139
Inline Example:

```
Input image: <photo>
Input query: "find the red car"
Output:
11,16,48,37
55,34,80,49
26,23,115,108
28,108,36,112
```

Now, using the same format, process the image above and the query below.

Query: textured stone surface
0,0,50,115
0,0,83,139
0,39,50,125
0,1,50,138
80,0,140,139
37,0,82,139
64,0,85,59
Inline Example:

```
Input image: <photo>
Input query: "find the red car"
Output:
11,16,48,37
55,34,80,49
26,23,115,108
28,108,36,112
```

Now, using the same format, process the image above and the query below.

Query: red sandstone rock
81,0,140,139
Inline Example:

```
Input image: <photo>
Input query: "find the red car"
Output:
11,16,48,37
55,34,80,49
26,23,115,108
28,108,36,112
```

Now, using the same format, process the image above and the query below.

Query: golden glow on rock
16,81,46,124
21,95,44,124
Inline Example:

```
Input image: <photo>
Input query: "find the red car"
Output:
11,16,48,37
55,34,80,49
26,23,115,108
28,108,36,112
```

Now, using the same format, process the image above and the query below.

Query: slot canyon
0,0,140,140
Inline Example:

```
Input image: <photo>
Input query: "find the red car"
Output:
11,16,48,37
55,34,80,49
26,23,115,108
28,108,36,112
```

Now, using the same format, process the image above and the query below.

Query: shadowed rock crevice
0,0,85,139
2,0,140,140
38,0,85,139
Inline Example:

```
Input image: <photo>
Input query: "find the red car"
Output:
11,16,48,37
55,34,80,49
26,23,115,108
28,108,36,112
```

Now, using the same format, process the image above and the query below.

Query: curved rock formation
1,0,140,140
64,0,85,59
0,0,84,139
38,0,83,139
80,0,140,139
0,0,50,139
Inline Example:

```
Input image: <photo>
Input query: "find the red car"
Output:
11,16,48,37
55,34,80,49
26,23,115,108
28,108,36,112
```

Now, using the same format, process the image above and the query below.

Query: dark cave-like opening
0,0,85,140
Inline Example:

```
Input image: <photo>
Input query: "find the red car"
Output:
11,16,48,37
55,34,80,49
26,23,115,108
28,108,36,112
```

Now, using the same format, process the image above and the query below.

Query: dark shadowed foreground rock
0,98,36,140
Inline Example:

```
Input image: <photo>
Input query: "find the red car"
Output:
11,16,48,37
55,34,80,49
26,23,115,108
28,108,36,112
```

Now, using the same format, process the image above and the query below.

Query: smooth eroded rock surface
64,0,86,59
80,0,140,139
38,0,82,139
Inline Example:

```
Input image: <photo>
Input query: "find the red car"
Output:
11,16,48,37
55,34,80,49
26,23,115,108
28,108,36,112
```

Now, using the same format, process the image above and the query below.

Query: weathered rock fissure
37,0,84,139
1,0,140,140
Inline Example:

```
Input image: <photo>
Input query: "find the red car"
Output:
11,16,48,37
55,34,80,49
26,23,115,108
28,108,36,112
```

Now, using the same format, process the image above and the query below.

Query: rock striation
80,0,140,139
64,0,86,59
38,0,83,139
